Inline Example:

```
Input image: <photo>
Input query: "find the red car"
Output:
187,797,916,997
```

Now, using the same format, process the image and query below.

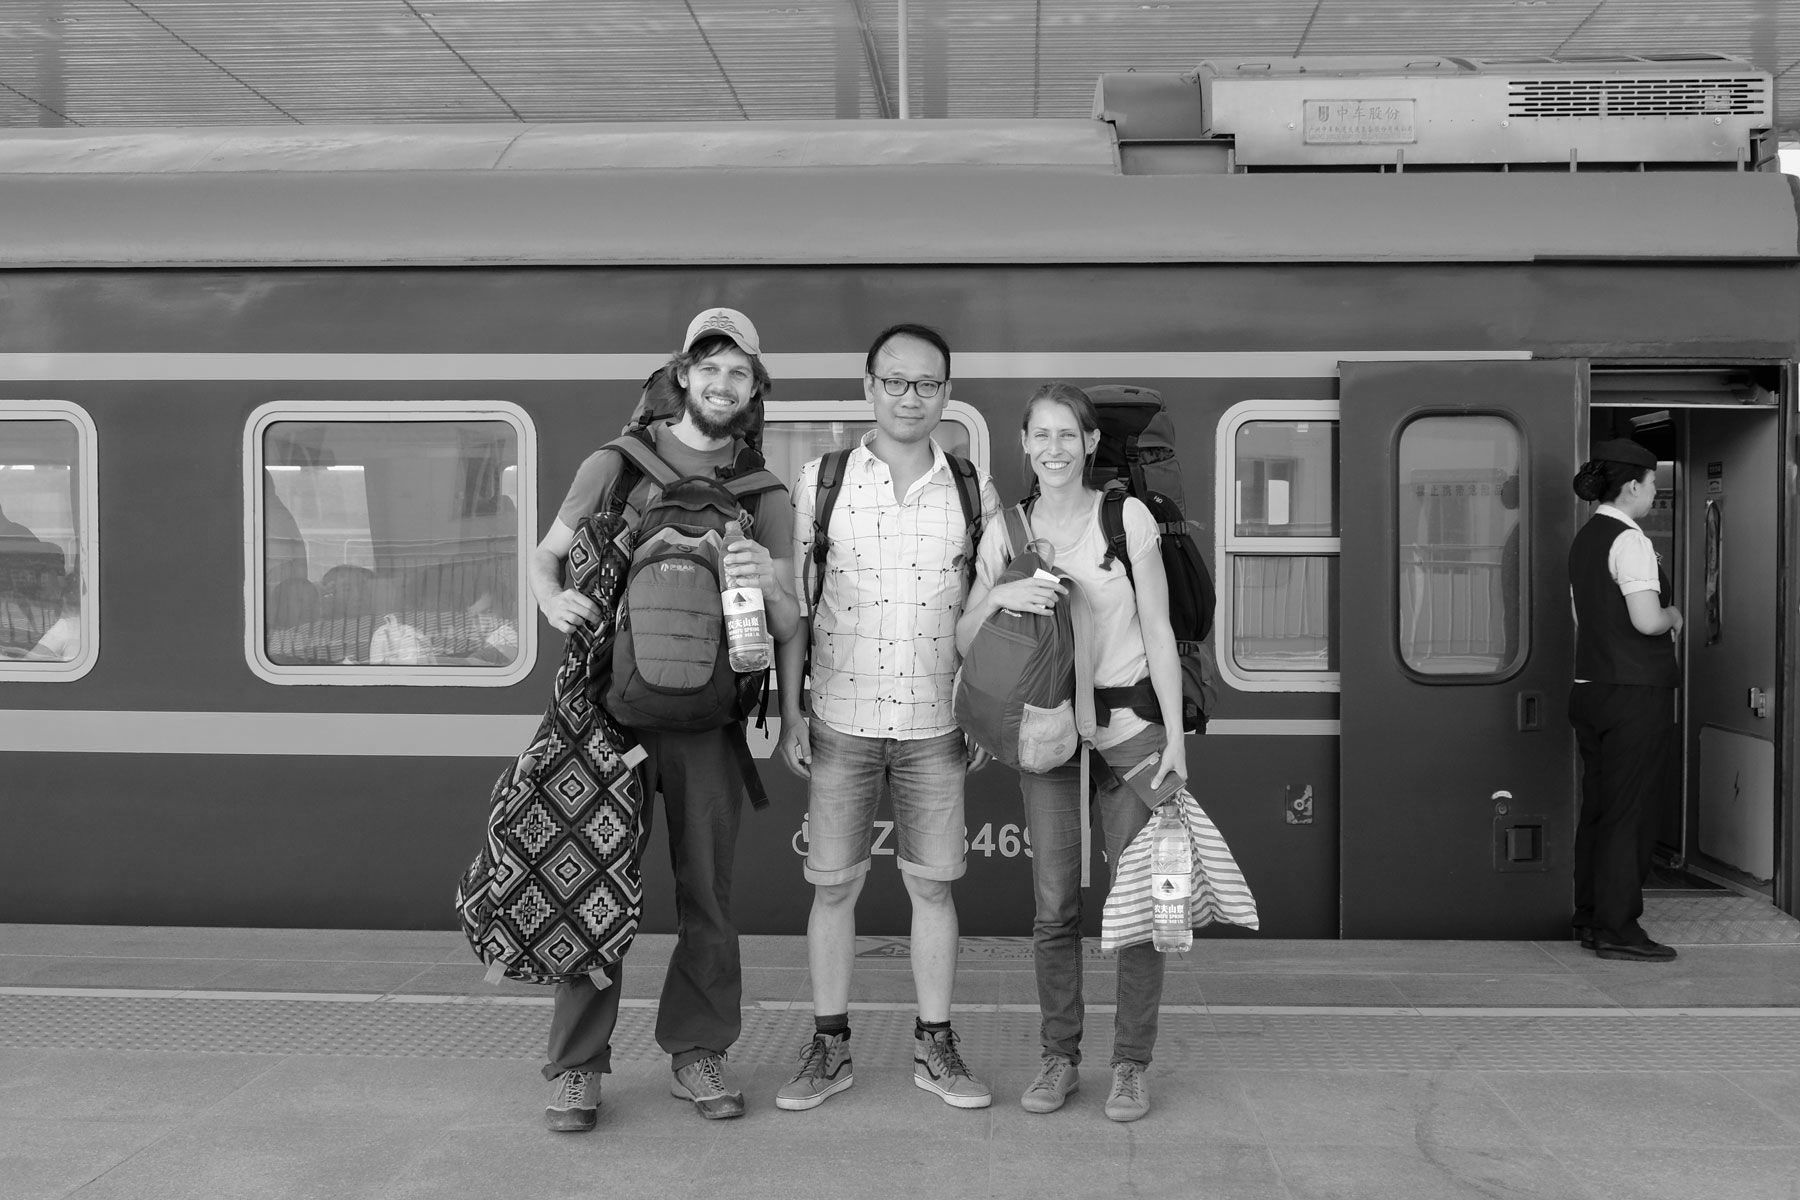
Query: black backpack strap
600,432,683,526
727,722,769,811
945,453,984,582
1099,484,1134,587
806,448,854,613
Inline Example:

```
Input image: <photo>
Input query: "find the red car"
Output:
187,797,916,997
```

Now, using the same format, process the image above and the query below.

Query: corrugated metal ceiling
0,0,1794,132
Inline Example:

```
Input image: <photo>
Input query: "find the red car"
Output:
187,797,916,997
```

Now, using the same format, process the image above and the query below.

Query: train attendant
777,324,1002,1113
531,307,801,1130
1568,438,1682,962
954,381,1184,1122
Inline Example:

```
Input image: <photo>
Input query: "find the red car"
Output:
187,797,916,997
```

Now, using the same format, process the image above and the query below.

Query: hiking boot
774,1031,854,1112
1020,1054,1079,1114
670,1054,745,1120
913,1026,991,1109
544,1069,600,1132
1103,1062,1150,1123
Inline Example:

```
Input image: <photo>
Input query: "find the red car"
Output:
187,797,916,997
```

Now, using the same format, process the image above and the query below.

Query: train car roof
0,122,1794,267
0,121,1123,175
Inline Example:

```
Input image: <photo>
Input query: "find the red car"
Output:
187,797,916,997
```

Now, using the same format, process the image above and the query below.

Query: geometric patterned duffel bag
455,511,650,985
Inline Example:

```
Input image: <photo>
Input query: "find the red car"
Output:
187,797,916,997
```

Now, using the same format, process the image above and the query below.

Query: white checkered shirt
794,433,1001,740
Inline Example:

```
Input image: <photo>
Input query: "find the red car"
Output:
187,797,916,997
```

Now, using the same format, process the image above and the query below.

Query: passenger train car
2,54,1795,938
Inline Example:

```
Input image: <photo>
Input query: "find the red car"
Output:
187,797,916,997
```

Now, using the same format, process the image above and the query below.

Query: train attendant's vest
1569,512,1679,688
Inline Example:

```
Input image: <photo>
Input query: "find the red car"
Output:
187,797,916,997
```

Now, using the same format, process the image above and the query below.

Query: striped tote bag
1100,789,1259,952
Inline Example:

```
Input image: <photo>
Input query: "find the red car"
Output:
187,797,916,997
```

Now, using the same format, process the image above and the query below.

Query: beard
684,387,758,441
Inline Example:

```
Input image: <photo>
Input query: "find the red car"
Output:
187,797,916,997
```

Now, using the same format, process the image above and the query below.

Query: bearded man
528,307,799,1130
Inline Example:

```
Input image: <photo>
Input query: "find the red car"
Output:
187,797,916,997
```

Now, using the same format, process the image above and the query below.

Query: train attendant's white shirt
1594,503,1662,597
794,432,1000,741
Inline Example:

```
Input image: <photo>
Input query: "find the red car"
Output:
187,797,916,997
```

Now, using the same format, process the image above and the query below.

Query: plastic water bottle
1150,800,1193,953
722,583,772,672
721,522,773,673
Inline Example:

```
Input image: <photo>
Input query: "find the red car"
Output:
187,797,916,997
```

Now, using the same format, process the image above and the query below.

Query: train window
245,403,536,686
1217,402,1340,691
1234,420,1337,537
757,400,988,494
1396,414,1524,678
0,404,97,681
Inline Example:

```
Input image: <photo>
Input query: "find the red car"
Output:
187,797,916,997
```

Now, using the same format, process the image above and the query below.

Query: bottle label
722,586,771,670
1150,869,1192,901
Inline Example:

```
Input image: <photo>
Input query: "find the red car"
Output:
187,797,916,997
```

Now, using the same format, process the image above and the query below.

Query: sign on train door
1338,360,1580,938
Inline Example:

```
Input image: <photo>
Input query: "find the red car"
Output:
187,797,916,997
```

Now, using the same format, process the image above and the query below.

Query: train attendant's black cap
1591,438,1657,471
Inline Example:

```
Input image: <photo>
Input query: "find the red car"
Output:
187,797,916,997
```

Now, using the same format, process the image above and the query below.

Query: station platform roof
0,1,1797,136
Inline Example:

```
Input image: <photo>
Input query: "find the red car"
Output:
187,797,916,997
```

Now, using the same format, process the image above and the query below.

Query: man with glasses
776,323,1001,1112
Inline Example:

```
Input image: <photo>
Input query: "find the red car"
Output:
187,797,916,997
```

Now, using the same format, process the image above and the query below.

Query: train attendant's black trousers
544,727,747,1080
1569,682,1675,943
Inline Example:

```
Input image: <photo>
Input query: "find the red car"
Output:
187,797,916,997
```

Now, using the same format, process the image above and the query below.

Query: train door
1593,374,1785,902
1338,360,1581,938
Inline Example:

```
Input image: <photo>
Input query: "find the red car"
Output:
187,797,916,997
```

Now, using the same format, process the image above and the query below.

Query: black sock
815,1013,850,1039
916,1017,950,1038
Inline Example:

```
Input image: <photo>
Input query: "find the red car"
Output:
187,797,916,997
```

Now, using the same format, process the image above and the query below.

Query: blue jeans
803,722,968,884
1018,725,1168,1068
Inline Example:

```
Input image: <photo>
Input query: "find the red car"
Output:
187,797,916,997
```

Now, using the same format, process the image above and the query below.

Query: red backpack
952,507,1080,774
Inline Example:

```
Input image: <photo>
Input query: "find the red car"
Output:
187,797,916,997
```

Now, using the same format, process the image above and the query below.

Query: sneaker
670,1054,746,1119
774,1031,854,1111
1103,1062,1150,1123
913,1026,992,1109
544,1069,600,1132
1020,1054,1079,1114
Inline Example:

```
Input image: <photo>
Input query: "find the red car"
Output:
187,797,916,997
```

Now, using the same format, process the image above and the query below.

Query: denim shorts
803,721,967,885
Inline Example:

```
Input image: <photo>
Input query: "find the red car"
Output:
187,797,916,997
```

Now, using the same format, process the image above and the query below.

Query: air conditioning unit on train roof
1197,54,1773,169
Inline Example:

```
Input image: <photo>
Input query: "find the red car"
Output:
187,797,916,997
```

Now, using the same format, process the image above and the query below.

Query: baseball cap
683,307,760,357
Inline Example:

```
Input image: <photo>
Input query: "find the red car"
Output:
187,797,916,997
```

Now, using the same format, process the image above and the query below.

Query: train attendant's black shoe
1572,925,1598,951
1594,936,1677,962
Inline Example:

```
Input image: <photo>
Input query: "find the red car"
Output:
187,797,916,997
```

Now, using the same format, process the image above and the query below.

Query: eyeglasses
874,376,944,399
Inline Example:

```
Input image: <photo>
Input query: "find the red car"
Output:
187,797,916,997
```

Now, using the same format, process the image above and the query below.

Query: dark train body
3,57,1796,938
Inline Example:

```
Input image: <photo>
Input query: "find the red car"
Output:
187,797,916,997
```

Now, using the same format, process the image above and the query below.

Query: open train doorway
1591,368,1786,907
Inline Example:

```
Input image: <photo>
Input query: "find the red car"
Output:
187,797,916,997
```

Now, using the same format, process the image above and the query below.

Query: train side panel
3,258,1795,934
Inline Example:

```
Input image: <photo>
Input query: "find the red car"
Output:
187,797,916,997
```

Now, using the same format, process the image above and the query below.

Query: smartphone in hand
1120,752,1185,810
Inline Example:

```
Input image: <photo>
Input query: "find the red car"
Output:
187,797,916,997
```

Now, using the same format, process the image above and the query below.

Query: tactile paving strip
4,995,1798,1071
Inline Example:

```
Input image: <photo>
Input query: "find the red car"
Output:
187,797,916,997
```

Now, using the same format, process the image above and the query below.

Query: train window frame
243,401,538,687
1214,399,1340,694
0,400,99,682
757,399,990,479
1392,409,1529,686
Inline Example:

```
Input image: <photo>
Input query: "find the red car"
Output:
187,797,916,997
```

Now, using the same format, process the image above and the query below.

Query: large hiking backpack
601,433,783,735
621,365,764,452
952,507,1079,773
1079,384,1219,734
804,444,983,613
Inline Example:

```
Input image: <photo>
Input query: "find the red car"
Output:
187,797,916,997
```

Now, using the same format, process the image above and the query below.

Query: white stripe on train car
0,712,1339,756
0,350,1528,381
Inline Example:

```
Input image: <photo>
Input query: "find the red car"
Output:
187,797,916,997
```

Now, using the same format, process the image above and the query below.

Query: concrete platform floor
4,903,1800,1200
